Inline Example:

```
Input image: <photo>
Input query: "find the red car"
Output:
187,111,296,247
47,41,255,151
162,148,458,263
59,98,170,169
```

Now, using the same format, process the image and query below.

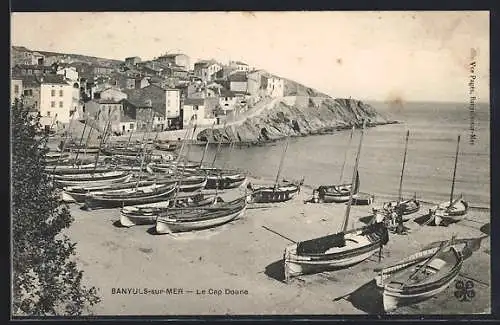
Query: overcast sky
11,11,489,103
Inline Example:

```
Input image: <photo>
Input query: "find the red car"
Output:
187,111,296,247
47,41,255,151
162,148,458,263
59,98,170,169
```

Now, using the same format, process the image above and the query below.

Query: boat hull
382,247,463,312
383,198,421,215
205,174,247,190
383,272,460,312
284,224,388,281
438,200,468,217
83,184,176,210
251,185,300,203
53,172,132,188
155,207,245,234
284,246,377,280
155,197,247,234
119,195,218,227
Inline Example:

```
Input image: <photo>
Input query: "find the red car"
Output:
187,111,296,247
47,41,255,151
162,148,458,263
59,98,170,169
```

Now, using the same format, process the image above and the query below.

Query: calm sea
186,101,490,208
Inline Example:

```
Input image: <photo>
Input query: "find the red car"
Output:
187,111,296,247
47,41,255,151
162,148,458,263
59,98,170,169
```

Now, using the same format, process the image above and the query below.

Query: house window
47,111,51,117
51,89,56,96
130,123,134,129
51,101,55,108
14,85,19,94
59,101,64,108
59,90,63,97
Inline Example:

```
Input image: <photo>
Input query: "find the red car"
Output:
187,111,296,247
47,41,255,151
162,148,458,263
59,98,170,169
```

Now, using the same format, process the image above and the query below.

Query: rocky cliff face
197,95,395,143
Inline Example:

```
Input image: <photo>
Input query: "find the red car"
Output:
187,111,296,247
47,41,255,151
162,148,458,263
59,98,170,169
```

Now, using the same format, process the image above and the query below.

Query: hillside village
10,46,288,135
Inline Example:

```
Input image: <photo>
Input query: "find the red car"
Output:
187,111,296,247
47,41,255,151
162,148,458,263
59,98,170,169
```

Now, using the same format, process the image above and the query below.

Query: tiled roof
194,59,218,68
38,74,69,85
219,88,235,97
121,98,152,108
98,99,122,105
159,53,186,58
183,98,204,106
120,115,136,122
228,72,248,82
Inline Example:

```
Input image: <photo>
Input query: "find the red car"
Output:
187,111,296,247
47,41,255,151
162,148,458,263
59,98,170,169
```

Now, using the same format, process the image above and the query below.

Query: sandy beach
65,178,491,316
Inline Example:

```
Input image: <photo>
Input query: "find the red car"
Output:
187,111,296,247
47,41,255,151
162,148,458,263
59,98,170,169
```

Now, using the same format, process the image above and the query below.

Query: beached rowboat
380,243,463,312
119,193,220,227
284,223,389,281
52,171,132,187
383,197,421,215
316,172,360,203
250,183,301,203
82,182,177,210
155,196,248,234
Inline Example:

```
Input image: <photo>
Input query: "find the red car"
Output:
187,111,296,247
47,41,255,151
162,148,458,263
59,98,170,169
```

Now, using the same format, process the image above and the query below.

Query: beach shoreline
65,176,490,316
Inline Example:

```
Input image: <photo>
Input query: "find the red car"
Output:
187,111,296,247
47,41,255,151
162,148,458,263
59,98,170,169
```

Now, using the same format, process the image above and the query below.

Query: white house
194,60,222,82
38,74,74,124
165,88,181,120
229,72,248,93
229,60,250,72
182,98,216,127
56,66,79,83
264,76,285,98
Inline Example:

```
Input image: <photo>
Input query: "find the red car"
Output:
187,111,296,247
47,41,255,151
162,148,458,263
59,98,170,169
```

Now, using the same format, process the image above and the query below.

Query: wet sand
64,177,490,316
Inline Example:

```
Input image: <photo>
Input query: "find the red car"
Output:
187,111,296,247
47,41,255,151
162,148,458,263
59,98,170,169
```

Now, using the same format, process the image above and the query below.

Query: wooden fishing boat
283,122,390,281
436,197,469,217
155,196,247,234
352,192,375,206
155,142,178,152
316,172,360,203
250,182,301,203
248,138,301,203
101,147,153,157
380,242,463,312
63,146,101,154
119,193,220,227
284,223,389,281
143,174,208,192
44,165,111,175
62,178,178,202
204,170,248,190
312,126,358,204
374,236,480,288
425,136,469,226
148,161,202,173
45,152,70,162
383,196,421,215
52,171,132,187
82,182,177,210
382,131,421,215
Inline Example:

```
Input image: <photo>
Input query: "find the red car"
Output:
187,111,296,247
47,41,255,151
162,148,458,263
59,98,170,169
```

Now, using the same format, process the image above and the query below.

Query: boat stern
383,291,400,313
120,213,136,227
155,218,172,235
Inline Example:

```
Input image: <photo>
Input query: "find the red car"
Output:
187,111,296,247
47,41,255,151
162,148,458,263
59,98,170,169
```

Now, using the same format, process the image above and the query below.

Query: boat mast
340,121,365,233
339,125,355,183
211,120,227,168
73,111,96,164
172,122,197,204
91,107,114,176
135,111,156,190
274,137,290,190
51,112,77,170
449,135,461,208
199,121,216,168
397,130,410,204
